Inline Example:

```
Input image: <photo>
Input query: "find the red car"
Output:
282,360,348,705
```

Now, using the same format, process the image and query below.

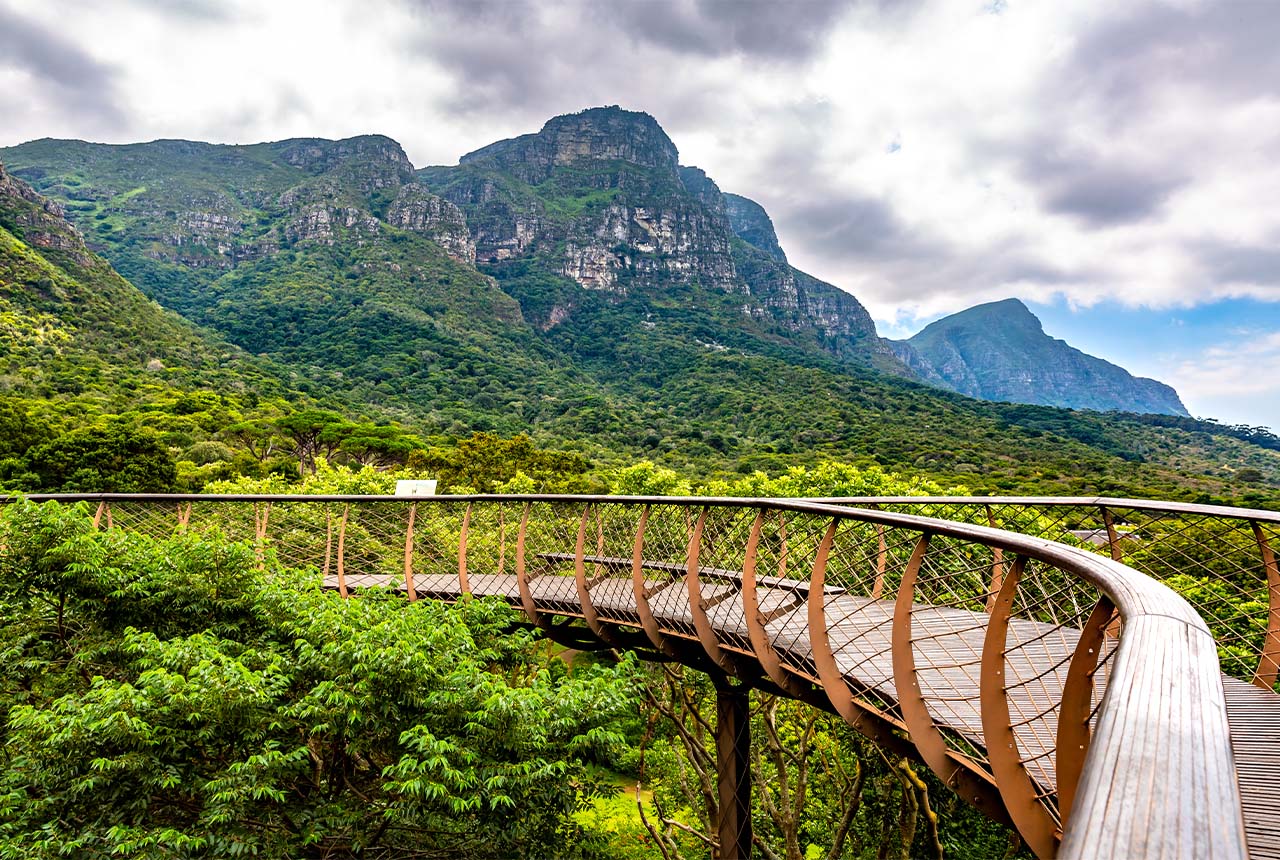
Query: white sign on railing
394,480,438,497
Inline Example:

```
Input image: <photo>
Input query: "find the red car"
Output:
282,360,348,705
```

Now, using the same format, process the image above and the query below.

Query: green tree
224,419,283,463
338,423,422,469
410,432,594,493
0,501,638,859
19,424,176,492
275,410,347,476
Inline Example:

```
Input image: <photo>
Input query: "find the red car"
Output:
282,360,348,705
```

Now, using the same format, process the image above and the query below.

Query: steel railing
8,493,1251,860
811,496,1280,690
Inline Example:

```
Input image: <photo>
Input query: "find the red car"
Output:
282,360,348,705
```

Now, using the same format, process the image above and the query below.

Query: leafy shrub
0,501,637,859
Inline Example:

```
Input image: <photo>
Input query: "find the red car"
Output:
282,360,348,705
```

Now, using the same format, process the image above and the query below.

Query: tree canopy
0,501,636,859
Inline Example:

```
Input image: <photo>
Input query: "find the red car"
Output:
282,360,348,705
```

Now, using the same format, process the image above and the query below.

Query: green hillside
0,160,324,488
4,112,1280,503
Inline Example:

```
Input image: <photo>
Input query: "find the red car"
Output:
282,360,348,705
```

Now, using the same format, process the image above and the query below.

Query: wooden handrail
6,492,1251,859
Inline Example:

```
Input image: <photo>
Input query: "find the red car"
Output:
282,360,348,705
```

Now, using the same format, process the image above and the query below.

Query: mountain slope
0,159,294,409
0,135,612,436
4,114,1278,500
0,158,327,487
895,299,1189,416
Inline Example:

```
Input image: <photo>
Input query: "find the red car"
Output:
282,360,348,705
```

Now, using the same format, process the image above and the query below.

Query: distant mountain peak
896,299,1189,416
540,105,667,138
920,298,1044,334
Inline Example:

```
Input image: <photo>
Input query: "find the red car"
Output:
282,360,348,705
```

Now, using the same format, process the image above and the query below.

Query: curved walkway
23,493,1276,859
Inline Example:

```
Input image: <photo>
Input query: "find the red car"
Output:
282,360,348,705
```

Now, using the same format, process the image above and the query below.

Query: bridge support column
716,682,752,860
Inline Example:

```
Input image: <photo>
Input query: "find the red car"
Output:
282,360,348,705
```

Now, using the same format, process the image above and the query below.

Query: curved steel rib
23,492,1254,860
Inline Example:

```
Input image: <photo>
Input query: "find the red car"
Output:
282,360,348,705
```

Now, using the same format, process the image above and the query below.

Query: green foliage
608,461,691,496
0,501,637,859
705,461,965,499
18,423,177,492
0,396,53,461
410,432,598,493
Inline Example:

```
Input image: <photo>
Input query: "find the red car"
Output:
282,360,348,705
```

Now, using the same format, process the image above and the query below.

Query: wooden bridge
27,493,1280,859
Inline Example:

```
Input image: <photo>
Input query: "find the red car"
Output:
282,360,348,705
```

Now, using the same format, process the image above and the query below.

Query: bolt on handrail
7,493,1249,859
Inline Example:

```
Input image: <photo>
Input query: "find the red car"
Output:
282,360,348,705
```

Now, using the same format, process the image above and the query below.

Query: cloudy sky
3,0,1279,429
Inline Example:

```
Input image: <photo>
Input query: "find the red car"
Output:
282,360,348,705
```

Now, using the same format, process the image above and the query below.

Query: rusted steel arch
16,493,1256,860
815,494,1280,691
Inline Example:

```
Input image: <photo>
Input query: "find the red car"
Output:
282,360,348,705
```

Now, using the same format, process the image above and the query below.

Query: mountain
0,159,296,409
418,106,906,373
4,110,1279,499
895,299,1189,416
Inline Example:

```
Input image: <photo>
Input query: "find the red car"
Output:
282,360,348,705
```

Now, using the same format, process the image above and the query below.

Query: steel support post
716,682,752,860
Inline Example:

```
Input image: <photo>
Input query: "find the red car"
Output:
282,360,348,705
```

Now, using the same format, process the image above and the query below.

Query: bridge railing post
1251,520,1280,688
715,681,751,860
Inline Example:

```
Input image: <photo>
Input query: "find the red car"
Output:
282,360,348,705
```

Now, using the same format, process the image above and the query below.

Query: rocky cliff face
896,299,1190,415
725,193,787,263
420,106,900,371
0,161,91,263
560,200,738,293
677,166,729,215
461,107,681,185
384,184,475,263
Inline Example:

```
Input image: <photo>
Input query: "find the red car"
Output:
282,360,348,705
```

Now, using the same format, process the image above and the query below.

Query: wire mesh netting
519,501,588,615
864,499,1279,687
61,492,1268,843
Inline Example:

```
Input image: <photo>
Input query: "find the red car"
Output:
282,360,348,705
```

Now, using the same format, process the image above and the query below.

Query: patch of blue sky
1027,297,1280,432
884,297,1280,433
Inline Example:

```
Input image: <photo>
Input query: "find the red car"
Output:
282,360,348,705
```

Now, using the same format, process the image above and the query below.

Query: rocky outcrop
162,208,244,265
460,106,680,184
384,185,475,263
897,298,1190,415
678,166,729,216
282,204,381,245
725,193,787,263
792,268,884,345
0,161,94,264
561,200,739,293
418,171,541,263
269,135,414,192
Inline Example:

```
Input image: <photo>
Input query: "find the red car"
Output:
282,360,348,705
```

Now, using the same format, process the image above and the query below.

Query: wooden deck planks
1223,679,1280,859
323,564,1277,860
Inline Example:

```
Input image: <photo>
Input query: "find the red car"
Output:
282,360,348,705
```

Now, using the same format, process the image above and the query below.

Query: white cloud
1169,332,1280,429
1,0,1277,332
